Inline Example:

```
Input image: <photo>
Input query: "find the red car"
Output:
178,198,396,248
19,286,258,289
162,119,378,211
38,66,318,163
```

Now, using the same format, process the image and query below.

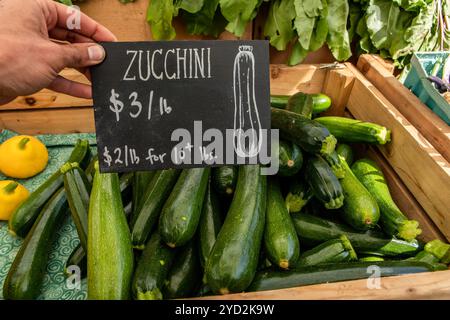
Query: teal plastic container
403,52,450,125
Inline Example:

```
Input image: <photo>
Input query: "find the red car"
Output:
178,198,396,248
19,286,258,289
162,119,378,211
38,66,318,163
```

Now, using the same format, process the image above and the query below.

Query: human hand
0,0,116,105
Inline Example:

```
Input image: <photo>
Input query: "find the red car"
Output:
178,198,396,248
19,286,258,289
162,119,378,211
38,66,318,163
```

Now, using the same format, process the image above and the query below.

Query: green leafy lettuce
147,0,176,40
219,0,261,37
174,0,205,15
326,0,352,61
183,0,227,37
263,0,296,51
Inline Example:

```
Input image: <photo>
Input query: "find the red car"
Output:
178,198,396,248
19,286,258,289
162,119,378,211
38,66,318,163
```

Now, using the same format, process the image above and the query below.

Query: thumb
54,42,106,70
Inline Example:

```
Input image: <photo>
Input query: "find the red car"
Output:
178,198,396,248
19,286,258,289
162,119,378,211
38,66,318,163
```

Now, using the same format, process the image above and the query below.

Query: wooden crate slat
357,54,450,163
322,67,356,116
195,270,450,300
269,64,326,95
345,63,450,241
0,107,95,135
1,69,92,111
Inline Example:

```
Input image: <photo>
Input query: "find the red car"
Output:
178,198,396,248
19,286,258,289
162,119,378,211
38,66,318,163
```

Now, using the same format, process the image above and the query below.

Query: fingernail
88,45,105,61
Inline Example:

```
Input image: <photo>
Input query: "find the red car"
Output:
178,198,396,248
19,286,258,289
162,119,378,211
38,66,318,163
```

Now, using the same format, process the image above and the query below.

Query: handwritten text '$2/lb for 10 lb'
103,145,167,167
108,89,173,122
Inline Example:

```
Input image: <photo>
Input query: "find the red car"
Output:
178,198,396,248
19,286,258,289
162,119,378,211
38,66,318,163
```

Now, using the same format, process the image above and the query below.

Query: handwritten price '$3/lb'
109,89,172,122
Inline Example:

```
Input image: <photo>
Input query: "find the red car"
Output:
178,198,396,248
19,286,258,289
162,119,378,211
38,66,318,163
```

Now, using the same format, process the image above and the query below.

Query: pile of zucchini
3,92,450,300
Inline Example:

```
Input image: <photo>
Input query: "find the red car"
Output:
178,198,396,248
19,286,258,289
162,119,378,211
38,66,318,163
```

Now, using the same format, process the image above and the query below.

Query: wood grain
322,67,355,116
357,54,450,163
195,270,450,300
1,69,92,111
345,63,450,241
370,54,396,74
0,107,95,135
269,64,326,95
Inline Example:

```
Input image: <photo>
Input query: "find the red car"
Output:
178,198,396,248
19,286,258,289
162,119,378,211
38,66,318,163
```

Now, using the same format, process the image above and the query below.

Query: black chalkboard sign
91,40,271,173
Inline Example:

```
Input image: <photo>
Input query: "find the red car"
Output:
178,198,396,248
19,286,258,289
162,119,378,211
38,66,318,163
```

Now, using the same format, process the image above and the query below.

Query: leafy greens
142,0,448,68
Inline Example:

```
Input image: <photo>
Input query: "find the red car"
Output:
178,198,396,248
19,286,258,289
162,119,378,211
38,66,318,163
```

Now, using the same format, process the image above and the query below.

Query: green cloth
0,130,96,300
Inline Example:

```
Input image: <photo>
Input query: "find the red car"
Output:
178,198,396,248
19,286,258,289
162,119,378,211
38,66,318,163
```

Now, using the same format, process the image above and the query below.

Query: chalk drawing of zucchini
233,45,263,158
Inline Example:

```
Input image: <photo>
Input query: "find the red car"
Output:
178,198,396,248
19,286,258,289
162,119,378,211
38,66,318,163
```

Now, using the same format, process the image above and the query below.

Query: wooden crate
1,63,449,299
357,54,450,162
356,55,450,242
1,0,252,112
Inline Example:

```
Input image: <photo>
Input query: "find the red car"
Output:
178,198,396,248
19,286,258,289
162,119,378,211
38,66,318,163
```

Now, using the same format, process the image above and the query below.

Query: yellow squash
0,180,29,220
0,135,48,178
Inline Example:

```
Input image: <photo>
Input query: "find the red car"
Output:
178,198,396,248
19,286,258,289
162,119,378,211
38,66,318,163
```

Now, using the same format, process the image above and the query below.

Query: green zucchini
424,240,450,264
315,116,391,145
323,151,345,179
198,181,223,268
264,179,300,269
359,256,385,262
124,201,133,218
63,159,98,278
336,144,354,165
295,235,357,267
408,250,440,264
270,95,288,109
248,261,436,292
271,108,337,156
277,140,303,177
257,250,272,271
351,159,421,241
270,93,332,114
205,165,267,295
406,251,448,271
285,179,312,213
305,155,344,209
163,242,201,299
65,171,132,276
311,93,332,114
119,172,134,204
197,284,213,297
286,92,313,118
130,169,181,249
132,232,177,300
61,162,91,251
340,157,380,230
131,171,155,221
212,165,238,196
3,188,68,299
9,139,89,238
64,244,87,278
85,154,98,183
159,168,210,248
88,162,134,300
302,198,329,218
291,213,420,256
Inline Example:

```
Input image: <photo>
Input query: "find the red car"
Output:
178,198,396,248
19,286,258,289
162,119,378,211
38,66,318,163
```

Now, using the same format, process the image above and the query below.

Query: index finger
49,1,117,42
